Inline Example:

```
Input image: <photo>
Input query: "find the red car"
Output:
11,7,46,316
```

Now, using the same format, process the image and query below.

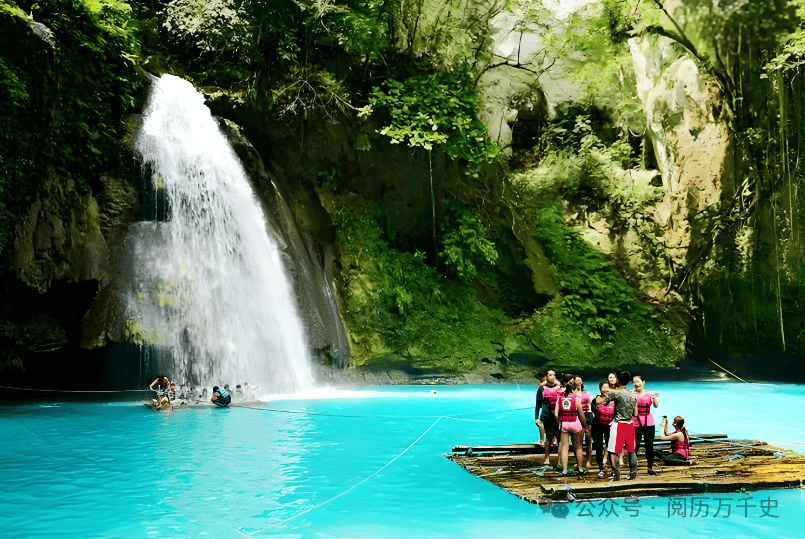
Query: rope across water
236,415,445,536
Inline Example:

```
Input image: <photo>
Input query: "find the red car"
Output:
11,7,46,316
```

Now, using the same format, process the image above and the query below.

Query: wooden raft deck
446,437,805,504
143,400,263,411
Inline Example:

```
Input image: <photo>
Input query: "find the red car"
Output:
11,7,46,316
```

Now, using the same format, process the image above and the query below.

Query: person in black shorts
537,370,562,467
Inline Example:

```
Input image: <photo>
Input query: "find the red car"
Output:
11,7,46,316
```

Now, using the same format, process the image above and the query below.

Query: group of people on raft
534,369,695,480
148,375,231,410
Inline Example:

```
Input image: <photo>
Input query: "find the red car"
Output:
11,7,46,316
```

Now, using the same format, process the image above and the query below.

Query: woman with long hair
655,415,697,465
148,375,171,410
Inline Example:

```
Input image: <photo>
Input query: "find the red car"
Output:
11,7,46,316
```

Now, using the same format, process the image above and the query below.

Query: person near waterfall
212,386,231,407
149,375,172,410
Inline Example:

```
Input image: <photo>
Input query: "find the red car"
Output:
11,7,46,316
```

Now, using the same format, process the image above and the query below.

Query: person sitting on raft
211,386,231,407
555,375,588,476
149,375,171,410
632,375,659,475
654,415,698,466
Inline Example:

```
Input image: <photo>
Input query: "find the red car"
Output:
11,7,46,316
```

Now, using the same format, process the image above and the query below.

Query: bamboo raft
447,435,805,504
143,400,262,411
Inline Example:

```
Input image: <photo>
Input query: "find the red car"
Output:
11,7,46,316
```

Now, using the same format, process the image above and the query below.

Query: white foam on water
127,74,314,394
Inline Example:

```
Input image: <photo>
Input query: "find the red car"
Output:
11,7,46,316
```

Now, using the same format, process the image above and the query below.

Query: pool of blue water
2,382,804,538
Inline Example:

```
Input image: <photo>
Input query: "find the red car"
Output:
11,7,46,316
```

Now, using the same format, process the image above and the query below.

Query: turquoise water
1,383,804,538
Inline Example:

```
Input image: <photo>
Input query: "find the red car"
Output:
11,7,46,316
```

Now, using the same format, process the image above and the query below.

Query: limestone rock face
551,35,735,358
13,183,109,294
478,11,584,151
80,171,141,348
630,35,734,277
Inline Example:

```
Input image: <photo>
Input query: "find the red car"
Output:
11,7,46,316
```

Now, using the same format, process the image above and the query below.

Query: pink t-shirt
543,385,562,408
631,391,657,427
580,391,594,412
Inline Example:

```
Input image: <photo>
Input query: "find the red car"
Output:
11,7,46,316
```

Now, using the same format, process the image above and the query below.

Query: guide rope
0,384,152,393
704,358,750,384
237,416,444,536
231,403,533,421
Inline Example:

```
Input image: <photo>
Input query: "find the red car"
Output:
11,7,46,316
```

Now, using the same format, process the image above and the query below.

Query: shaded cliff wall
1,6,144,384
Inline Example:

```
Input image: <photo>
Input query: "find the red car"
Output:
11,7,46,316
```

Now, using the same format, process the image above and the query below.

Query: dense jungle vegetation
3,0,805,375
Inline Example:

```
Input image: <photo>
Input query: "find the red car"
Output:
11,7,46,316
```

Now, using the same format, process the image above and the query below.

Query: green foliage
160,0,388,113
163,0,250,53
270,64,353,119
334,203,512,364
366,70,499,175
385,0,499,71
0,0,140,256
512,105,653,210
534,207,645,343
438,198,498,283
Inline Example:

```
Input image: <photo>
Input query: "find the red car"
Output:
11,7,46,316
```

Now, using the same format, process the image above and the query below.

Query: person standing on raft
632,375,659,475
211,386,231,407
555,377,588,476
537,370,562,467
593,380,615,478
574,376,595,470
534,370,549,444
604,371,638,481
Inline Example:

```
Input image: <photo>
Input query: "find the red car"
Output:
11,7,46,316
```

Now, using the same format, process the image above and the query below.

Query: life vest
217,387,230,399
670,428,690,459
580,391,593,413
543,384,562,408
557,394,579,422
634,392,655,426
596,401,615,425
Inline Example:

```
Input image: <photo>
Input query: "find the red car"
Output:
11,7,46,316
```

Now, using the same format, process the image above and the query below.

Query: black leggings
592,421,610,471
654,450,689,465
634,425,655,467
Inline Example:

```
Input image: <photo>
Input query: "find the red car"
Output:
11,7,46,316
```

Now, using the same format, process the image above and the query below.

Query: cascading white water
126,74,314,393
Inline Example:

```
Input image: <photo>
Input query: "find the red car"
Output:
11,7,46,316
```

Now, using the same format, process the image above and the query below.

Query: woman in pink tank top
555,376,588,476
655,415,697,465
632,375,659,474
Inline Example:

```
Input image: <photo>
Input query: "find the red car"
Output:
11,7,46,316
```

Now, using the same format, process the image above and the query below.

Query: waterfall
125,74,314,394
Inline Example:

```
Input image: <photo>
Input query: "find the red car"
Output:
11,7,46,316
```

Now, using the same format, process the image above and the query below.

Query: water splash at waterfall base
125,74,314,394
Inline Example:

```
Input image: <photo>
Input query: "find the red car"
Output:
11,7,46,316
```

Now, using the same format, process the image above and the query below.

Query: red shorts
607,422,635,454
